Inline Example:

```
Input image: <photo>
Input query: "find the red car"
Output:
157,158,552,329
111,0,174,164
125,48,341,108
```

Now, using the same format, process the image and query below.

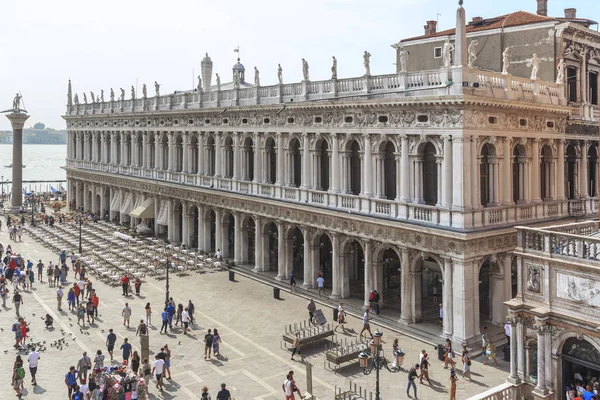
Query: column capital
441,134,452,141
399,133,408,140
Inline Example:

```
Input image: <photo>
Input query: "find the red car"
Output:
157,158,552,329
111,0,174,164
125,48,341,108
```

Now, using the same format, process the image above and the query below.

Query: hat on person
81,378,86,383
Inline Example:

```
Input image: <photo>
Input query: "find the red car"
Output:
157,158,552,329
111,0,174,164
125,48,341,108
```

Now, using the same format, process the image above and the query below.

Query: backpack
205,334,213,345
202,392,209,400
16,366,25,379
140,324,147,335
12,323,17,332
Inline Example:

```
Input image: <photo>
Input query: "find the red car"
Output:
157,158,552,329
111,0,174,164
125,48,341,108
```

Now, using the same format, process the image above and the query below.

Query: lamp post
78,212,83,254
357,330,402,400
30,193,36,227
165,253,172,304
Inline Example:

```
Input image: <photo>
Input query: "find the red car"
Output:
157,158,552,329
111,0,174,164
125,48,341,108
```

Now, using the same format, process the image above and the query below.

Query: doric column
167,198,174,241
363,134,373,196
197,205,205,251
503,137,513,204
214,208,222,253
276,221,286,280
508,316,521,383
329,233,341,299
451,258,477,344
276,133,284,185
400,135,409,202
232,133,240,180
544,323,552,390
302,133,311,189
581,141,589,197
533,322,548,396
214,132,222,177
181,134,189,174
233,212,242,264
442,257,453,337
302,230,313,288
252,217,264,272
253,134,261,183
400,248,411,323
363,240,372,308
532,139,541,202
330,133,339,193
181,201,189,246
441,135,452,207
166,133,174,171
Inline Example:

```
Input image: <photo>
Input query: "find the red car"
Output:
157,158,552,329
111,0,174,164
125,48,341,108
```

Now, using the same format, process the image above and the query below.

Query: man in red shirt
121,275,130,296
73,283,81,305
91,293,99,317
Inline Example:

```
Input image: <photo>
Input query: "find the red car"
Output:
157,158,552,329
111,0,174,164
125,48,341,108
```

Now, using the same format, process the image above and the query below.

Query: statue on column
119,88,125,101
277,64,283,84
83,93,88,104
90,92,95,103
331,56,337,79
556,58,565,84
215,73,221,91
100,90,104,103
74,93,80,105
131,86,136,100
529,53,541,80
501,48,511,75
142,84,147,99
197,75,202,92
302,58,309,81
363,51,371,76
398,47,408,73
110,88,115,102
154,81,160,97
254,67,260,87
442,37,454,68
233,70,240,89
467,39,479,68
12,93,22,111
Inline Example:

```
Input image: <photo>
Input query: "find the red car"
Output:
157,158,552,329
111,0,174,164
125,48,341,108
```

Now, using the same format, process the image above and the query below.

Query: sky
0,0,597,131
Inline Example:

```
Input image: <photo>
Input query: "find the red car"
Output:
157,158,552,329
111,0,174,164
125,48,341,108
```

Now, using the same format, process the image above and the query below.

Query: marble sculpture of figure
197,75,202,92
254,67,260,87
215,74,221,91
142,84,147,99
442,37,454,68
120,88,125,101
90,92,95,103
110,88,115,101
154,81,160,97
363,51,371,76
331,56,337,79
467,40,478,68
13,93,21,110
233,70,240,89
530,53,541,80
100,90,104,103
556,58,565,84
73,93,79,105
131,86,136,100
398,47,408,73
302,58,309,80
501,48,510,75
83,93,88,104
277,64,283,84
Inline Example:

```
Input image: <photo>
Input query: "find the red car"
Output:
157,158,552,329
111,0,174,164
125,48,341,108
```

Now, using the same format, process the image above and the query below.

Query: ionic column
436,160,442,206
374,156,383,198
276,221,285,280
363,134,372,196
154,133,160,170
544,323,552,390
330,133,339,193
253,134,260,183
275,133,284,185
197,205,205,252
91,185,97,212
214,208,222,253
471,136,479,208
181,134,189,174
517,318,525,378
533,323,548,396
329,233,341,299
363,240,372,308
181,202,189,246
234,212,242,264
532,139,541,202
253,217,264,272
508,316,521,383
197,133,205,175
214,132,222,177
302,133,311,189
581,142,589,197
441,136,452,207
302,229,313,288
503,137,513,204
442,257,453,337
167,198,174,242
232,133,240,180
400,135,409,202
400,248,412,323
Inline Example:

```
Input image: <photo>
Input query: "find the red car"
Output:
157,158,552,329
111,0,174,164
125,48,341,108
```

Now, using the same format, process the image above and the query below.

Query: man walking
77,351,92,383
106,329,117,360
204,329,214,360
217,383,232,400
372,290,380,315
12,290,23,318
122,302,132,328
27,347,40,386
316,275,325,297
187,300,195,324
160,307,169,334
136,319,148,337
406,364,420,398
152,354,165,392
56,285,64,311
182,307,190,335
307,299,316,325
359,309,373,338
36,260,44,283
120,338,132,364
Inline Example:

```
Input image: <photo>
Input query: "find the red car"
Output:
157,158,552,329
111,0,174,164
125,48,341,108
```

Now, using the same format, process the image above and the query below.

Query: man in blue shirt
26,260,33,270
64,366,78,399
120,338,132,364
106,329,117,360
166,303,175,330
160,308,169,334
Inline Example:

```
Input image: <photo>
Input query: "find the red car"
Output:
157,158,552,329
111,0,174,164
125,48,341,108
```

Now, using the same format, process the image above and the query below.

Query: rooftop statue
90,92,95,103
197,76,202,92
12,93,22,111
142,84,147,99
331,56,337,79
73,93,79,105
363,51,371,76
556,58,565,84
302,58,309,81
467,40,478,68
254,67,260,87
502,48,510,75
154,81,160,97
100,90,104,103
529,53,541,80
277,64,283,84
83,93,88,104
215,74,221,91
120,88,125,101
110,88,115,102
131,86,136,100
398,47,408,73
442,37,455,68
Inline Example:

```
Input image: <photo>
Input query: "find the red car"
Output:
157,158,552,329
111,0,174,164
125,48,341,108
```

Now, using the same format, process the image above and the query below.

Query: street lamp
165,253,172,304
357,330,402,400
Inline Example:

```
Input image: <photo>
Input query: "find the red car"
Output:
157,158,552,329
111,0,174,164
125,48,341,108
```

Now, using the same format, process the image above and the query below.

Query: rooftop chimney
564,8,577,19
471,16,483,23
536,0,548,16
424,20,437,36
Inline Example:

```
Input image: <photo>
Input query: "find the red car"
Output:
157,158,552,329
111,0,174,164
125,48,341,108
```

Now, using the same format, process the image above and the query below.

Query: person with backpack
462,349,472,380
140,358,152,384
65,366,78,399
204,329,214,360
307,299,316,325
289,271,296,292
201,386,212,400
12,356,25,399
136,320,148,336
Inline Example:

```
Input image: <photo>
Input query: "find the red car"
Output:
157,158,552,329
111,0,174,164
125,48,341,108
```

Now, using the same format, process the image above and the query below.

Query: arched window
540,144,554,200
480,143,498,207
566,144,578,199
512,145,527,203
589,146,598,197
288,138,301,187
264,137,276,184
423,142,438,206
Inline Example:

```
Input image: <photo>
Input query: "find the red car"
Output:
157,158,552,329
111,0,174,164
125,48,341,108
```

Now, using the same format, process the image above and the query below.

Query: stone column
400,248,412,323
330,133,339,193
451,258,477,344
503,137,513,205
452,137,465,209
253,134,261,183
5,112,29,211
214,208,222,253
232,133,240,180
253,217,263,272
363,134,373,196
167,198,174,242
533,323,548,396
234,212,242,264
276,221,285,280
196,205,204,252
441,135,452,207
508,316,521,383
302,229,313,288
329,233,341,299
442,257,453,337
400,135,409,202
363,240,372,308
544,324,552,391
532,139,540,202
214,132,222,177
581,142,589,197
471,136,479,208
517,318,525,378
181,202,189,246
181,134,189,174
301,133,311,189
275,133,284,185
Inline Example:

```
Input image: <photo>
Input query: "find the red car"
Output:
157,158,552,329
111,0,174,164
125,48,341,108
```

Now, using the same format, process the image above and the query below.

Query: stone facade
64,4,599,350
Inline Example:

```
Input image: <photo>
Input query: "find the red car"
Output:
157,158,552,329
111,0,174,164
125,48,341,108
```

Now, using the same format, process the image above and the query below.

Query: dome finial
459,0,463,6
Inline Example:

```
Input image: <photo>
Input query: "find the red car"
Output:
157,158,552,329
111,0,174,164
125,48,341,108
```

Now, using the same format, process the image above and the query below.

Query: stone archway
552,333,600,393
373,245,402,311
312,232,333,289
241,215,256,265
286,226,305,283
342,239,365,300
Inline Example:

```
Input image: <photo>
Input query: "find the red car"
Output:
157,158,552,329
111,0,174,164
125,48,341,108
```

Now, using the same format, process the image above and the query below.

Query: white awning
109,191,122,213
156,201,169,225
130,198,154,219
121,193,133,215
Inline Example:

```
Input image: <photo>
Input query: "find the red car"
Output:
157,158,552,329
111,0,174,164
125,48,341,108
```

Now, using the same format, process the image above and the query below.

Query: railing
465,382,523,400
66,66,566,116
518,221,600,261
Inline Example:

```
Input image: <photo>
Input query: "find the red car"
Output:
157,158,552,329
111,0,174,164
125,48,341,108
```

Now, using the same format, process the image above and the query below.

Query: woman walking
289,271,297,292
449,368,458,400
334,302,346,333
483,344,500,366
145,303,152,326
212,329,222,356
420,351,432,385
462,349,471,380
134,277,142,296
12,355,25,399
131,351,140,375
175,304,183,327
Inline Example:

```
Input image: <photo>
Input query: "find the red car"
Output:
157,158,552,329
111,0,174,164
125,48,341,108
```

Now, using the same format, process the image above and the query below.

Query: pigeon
3,350,8,354
178,341,181,345
69,323,73,327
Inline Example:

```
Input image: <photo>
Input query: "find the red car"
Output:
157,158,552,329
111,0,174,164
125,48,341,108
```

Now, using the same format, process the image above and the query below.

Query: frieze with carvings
66,169,516,257
463,109,566,133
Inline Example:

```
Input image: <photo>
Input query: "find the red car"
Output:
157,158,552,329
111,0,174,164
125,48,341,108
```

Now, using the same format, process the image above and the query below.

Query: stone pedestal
5,112,29,212
140,333,149,361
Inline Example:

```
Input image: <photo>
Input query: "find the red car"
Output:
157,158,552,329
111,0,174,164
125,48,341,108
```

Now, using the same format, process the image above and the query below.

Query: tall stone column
400,135,409,202
154,133,161,170
232,133,240,180
301,133,311,189
196,205,205,252
442,257,453,337
503,137,513,205
532,139,541,201
233,212,242,264
302,229,313,288
167,198,174,242
182,134,189,174
276,221,286,280
5,112,29,211
214,208,222,253
557,139,565,199
330,133,339,193
275,133,284,185
442,136,453,207
329,233,341,299
544,324,552,391
508,316,521,383
400,248,412,323
581,141,589,197
253,217,263,272
451,258,477,344
363,240,372,308
363,134,372,196
533,322,548,396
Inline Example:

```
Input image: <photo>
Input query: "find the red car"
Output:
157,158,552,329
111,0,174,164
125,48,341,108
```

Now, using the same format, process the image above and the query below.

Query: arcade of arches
68,179,516,345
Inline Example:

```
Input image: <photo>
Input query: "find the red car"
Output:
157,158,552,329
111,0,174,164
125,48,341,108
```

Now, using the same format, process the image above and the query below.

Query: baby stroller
43,314,53,329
